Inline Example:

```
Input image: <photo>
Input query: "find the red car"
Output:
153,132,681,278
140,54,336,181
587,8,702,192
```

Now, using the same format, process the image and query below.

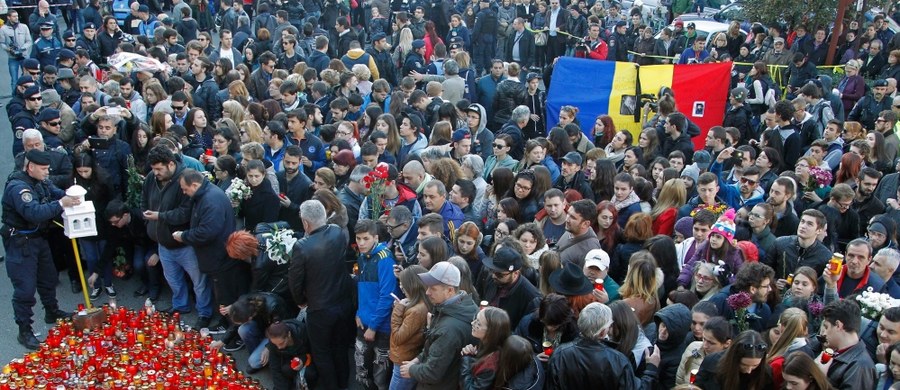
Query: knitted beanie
708,208,736,244
674,216,694,239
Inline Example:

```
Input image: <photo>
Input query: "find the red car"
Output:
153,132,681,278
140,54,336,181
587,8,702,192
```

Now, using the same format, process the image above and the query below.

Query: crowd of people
3,0,900,388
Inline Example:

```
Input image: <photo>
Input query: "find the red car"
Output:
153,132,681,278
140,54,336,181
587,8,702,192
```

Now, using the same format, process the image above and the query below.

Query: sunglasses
740,177,758,185
172,105,186,110
47,121,61,126
27,96,42,101
492,143,506,149
28,71,39,75
739,343,768,352
66,38,76,42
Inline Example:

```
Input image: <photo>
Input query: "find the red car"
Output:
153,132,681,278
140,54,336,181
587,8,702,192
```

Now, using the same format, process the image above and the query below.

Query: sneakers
195,316,211,330
17,326,40,350
89,287,102,300
208,325,228,335
44,309,70,324
223,339,244,352
105,286,117,298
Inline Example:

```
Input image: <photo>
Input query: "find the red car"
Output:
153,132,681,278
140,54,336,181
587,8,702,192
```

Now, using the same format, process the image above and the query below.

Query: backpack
254,14,277,39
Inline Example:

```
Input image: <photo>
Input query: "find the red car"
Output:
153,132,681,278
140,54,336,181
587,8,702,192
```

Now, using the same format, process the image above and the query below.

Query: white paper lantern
62,185,98,239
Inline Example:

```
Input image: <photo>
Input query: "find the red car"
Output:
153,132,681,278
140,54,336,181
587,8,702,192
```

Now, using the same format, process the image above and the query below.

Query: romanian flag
546,58,732,149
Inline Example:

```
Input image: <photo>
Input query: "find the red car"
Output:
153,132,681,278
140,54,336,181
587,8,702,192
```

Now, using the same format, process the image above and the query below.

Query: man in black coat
505,18,535,69
288,199,355,390
480,247,541,328
174,169,249,325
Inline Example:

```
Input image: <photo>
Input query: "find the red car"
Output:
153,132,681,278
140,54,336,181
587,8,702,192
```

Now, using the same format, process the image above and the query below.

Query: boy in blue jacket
353,219,398,389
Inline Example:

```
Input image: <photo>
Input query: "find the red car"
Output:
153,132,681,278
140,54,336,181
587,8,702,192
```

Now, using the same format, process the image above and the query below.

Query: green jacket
409,292,479,390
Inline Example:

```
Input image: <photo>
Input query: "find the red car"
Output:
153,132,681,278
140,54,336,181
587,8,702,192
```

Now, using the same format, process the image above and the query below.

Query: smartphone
107,106,121,116
88,136,111,149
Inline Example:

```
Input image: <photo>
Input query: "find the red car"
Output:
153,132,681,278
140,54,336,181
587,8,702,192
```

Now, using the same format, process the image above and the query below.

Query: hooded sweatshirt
654,303,692,390
468,104,495,163
341,48,380,80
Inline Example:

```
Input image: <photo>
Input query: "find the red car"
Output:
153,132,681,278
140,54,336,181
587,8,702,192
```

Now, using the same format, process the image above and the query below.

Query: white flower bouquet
225,178,252,213
265,228,297,265
856,288,900,320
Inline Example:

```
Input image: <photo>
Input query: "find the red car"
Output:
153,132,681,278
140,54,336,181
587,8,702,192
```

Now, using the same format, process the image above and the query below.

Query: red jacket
586,38,608,60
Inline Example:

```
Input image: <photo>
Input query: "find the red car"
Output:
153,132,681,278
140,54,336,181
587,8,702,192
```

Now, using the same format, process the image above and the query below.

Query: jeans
354,328,391,390
133,244,163,299
389,365,417,390
8,58,22,93
238,321,269,369
79,239,110,288
157,245,213,317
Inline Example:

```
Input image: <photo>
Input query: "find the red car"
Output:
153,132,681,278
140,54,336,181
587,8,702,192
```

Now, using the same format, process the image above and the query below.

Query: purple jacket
677,240,744,288
839,75,866,118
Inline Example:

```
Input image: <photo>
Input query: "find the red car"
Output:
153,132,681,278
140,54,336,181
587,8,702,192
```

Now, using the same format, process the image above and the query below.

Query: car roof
672,20,733,33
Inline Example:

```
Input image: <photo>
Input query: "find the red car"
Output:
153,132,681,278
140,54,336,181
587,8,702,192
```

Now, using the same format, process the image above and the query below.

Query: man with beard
479,246,540,328
764,177,799,237
709,262,774,332
850,79,893,130
852,168,884,237
536,189,568,248
711,148,764,210
276,146,314,231
553,152,593,201
819,184,861,252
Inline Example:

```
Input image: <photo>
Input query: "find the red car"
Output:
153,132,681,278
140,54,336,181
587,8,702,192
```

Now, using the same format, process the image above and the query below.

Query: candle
690,368,698,383
821,348,834,364
479,301,489,310
542,341,553,356
594,278,604,291
829,254,844,275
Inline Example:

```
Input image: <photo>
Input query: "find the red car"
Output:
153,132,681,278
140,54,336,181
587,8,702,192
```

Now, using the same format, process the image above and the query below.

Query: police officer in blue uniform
2,149,80,349
31,22,62,70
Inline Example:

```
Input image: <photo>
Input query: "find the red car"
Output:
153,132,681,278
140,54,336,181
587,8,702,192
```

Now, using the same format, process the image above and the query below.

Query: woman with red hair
592,115,615,149
835,152,863,186
594,201,622,254
454,221,487,280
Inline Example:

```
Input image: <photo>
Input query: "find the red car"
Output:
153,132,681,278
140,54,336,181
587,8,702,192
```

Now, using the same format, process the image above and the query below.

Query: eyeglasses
836,200,853,210
695,273,715,283
739,343,768,352
337,130,352,136
515,182,532,191
27,96,42,101
492,143,506,149
748,212,764,220
47,121,61,126
740,177,758,185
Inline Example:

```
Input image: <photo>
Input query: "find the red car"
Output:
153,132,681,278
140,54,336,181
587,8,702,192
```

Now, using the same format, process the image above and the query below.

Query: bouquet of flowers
690,203,727,218
112,247,132,278
806,166,833,192
727,291,759,332
856,288,900,320
362,163,393,219
225,178,252,213
265,227,297,265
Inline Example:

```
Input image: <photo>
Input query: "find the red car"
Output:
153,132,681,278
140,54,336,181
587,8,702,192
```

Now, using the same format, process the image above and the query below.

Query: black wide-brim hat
548,262,593,296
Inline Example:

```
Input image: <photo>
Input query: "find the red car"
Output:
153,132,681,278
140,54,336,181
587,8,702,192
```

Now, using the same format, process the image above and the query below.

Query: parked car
655,20,745,47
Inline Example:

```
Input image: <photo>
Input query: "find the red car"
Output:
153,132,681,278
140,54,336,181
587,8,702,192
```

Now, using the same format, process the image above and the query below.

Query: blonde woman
352,64,373,95
222,100,245,124
240,120,265,144
767,308,809,389
227,80,251,106
651,179,686,235
393,27,414,69
619,251,660,326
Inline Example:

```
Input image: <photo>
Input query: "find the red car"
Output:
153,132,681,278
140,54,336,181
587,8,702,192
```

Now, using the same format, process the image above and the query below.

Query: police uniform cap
16,75,34,87
25,150,52,166
40,22,54,29
63,30,76,39
24,85,41,98
23,58,40,70
84,23,97,30
59,49,76,59
412,39,425,49
37,108,61,123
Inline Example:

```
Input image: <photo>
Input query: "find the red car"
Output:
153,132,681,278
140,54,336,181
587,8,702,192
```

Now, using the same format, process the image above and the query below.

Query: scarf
612,190,640,211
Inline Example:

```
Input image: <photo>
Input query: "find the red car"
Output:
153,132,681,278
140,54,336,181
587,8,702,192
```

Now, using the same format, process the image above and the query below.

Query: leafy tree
743,0,838,34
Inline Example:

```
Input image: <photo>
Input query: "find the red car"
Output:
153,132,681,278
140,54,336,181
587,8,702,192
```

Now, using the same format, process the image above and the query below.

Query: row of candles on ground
0,301,263,389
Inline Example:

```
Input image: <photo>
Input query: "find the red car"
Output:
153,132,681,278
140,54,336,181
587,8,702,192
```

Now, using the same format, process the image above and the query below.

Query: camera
639,93,658,111
730,150,743,165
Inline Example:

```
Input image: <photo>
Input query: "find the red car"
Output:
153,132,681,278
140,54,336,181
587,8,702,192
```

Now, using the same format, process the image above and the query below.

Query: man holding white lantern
2,149,81,349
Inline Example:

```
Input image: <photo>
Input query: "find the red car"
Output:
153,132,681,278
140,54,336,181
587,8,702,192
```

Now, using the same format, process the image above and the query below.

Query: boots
17,325,40,350
44,308,70,324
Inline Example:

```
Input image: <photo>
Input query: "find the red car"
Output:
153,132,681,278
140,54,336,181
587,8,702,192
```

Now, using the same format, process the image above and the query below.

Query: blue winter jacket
356,243,398,334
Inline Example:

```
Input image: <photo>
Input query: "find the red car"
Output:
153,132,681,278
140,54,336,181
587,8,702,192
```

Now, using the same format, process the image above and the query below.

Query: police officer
2,149,80,349
403,39,428,78
31,22,61,70
10,85,43,157
609,20,629,62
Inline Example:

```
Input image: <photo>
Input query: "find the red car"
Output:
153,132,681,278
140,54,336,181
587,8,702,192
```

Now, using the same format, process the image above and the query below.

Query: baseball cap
615,20,627,28
584,249,610,271
526,72,542,82
482,247,523,273
412,39,425,49
371,33,386,42
451,129,470,143
138,4,150,12
692,150,712,170
686,22,696,29
561,151,583,166
773,37,785,45
674,18,684,27
418,262,461,287
730,86,748,101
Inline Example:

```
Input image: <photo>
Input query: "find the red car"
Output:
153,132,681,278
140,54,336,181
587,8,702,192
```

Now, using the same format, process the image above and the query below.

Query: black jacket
253,222,294,301
694,350,774,390
240,177,281,233
192,76,222,122
141,162,192,248
247,67,271,102
492,79,526,129
288,224,354,311
653,303,691,390
277,171,314,231
504,29,535,69
515,311,578,354
266,318,313,390
481,275,541,329
181,181,236,274
548,338,658,390
552,171,593,202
